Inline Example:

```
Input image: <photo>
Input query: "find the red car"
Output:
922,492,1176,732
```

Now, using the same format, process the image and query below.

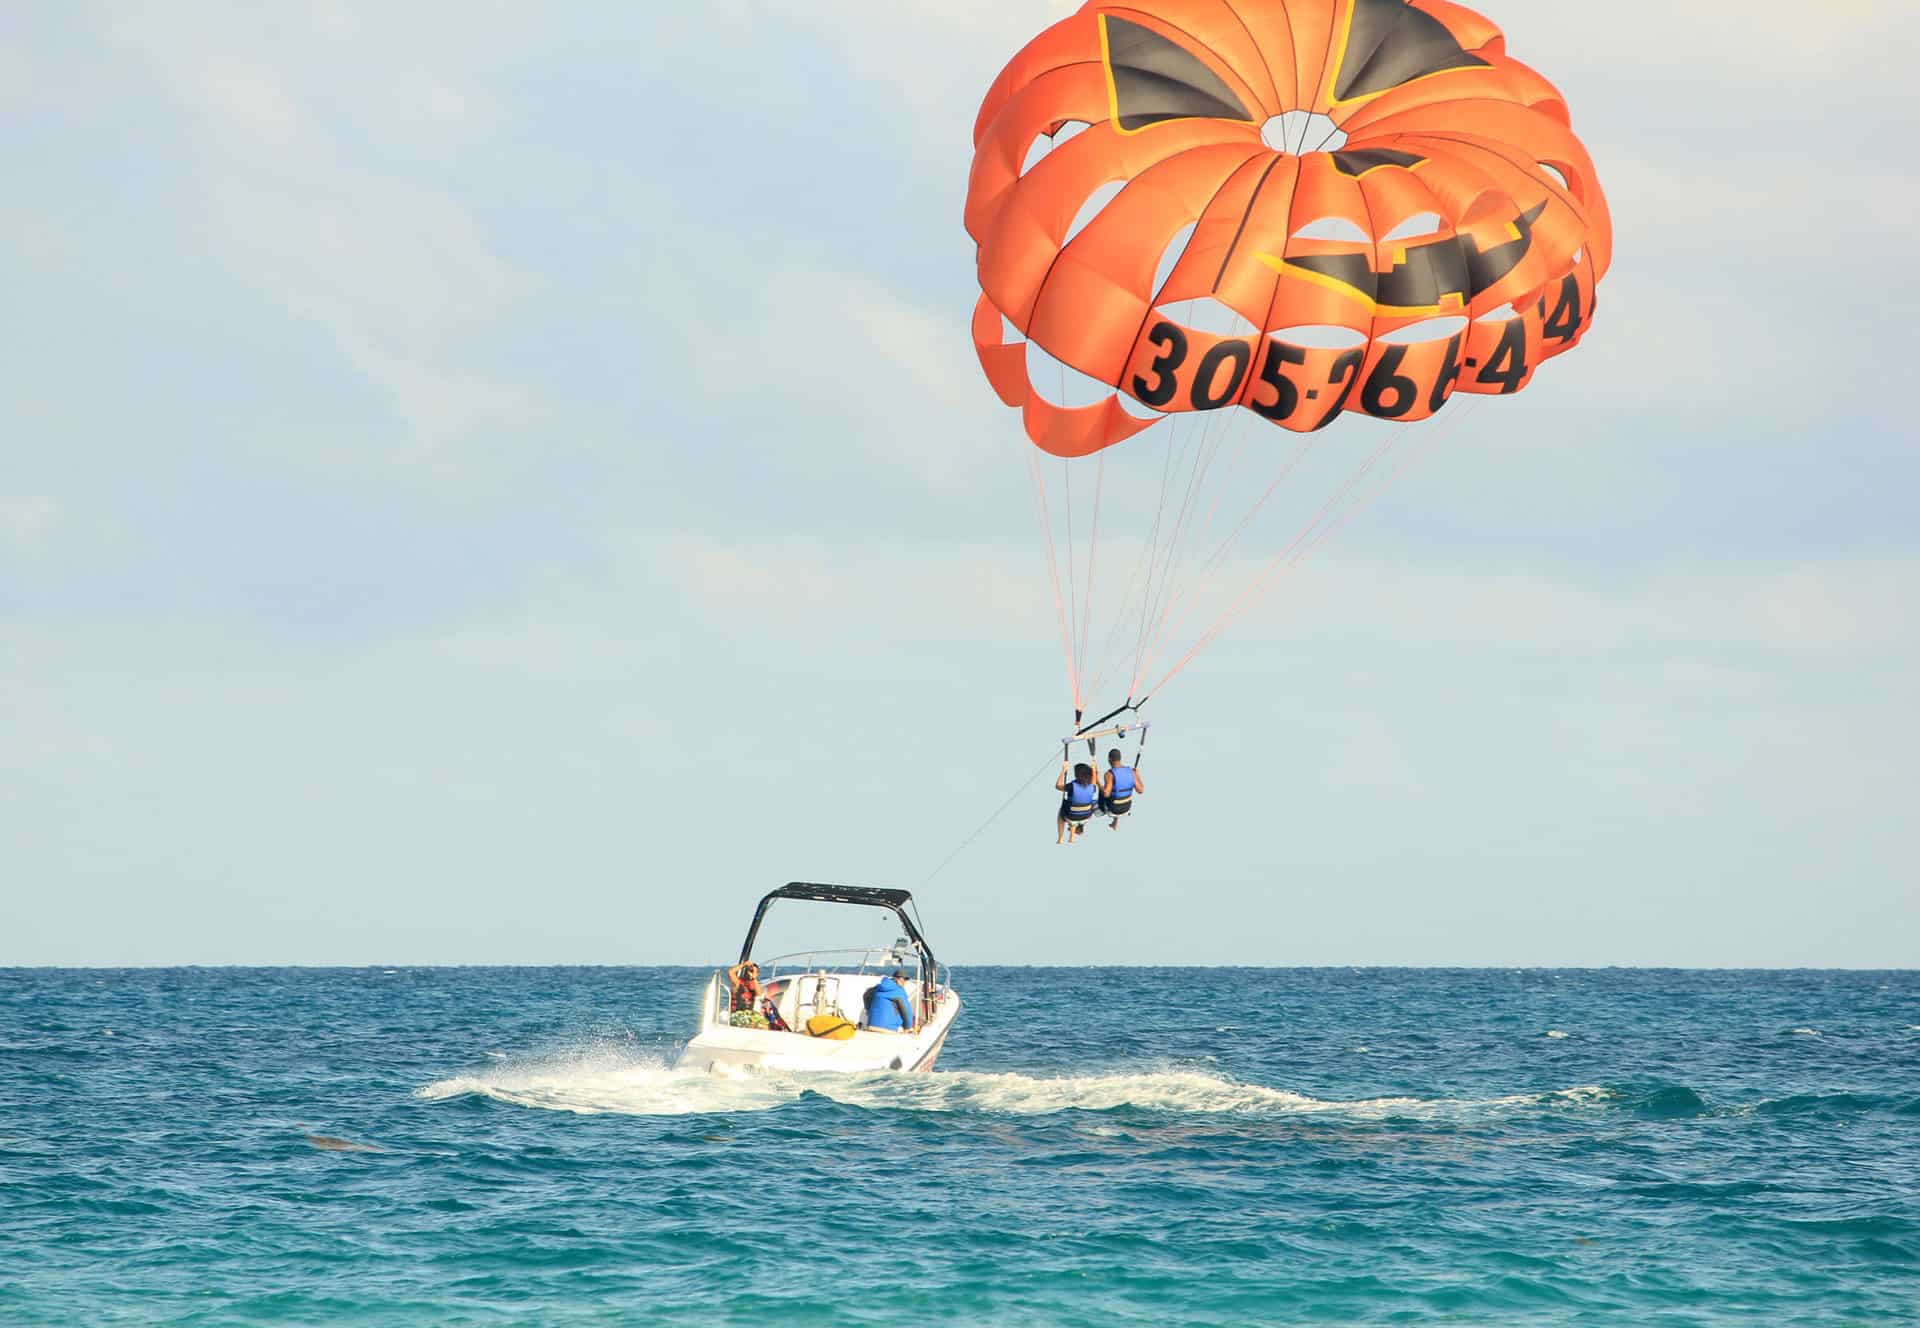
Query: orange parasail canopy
966,0,1613,457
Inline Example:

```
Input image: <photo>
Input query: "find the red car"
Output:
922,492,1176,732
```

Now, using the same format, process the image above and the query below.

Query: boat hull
675,995,959,1075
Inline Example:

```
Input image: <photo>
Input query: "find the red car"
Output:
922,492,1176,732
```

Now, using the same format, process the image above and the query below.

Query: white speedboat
674,883,960,1074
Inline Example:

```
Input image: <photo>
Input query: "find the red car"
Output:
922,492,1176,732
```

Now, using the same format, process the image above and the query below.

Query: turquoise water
3,967,1917,1325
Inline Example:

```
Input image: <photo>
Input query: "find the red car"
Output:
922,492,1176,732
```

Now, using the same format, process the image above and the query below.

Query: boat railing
701,969,729,1028
756,946,925,983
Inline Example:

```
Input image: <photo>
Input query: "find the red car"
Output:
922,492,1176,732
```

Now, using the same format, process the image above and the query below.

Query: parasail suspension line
1076,452,1105,690
1147,397,1482,698
1132,404,1245,697
1073,697,1146,737
1062,456,1076,692
923,748,1062,886
1026,448,1081,714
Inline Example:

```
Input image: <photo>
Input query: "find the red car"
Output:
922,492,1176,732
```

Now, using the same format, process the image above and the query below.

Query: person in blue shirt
1055,761,1099,844
1099,748,1144,830
864,970,916,1032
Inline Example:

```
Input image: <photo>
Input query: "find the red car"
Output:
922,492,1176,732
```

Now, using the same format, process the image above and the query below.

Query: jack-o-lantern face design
967,0,1612,456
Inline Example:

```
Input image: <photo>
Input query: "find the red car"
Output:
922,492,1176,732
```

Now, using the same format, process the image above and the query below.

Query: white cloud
1509,0,1917,83
748,268,1004,483
0,495,62,561
780,0,1080,130
1602,152,1920,256
0,496,130,586
95,8,532,467
189,59,304,149
1225,551,1920,661
760,269,970,410
641,532,1046,641
631,523,1920,671
0,35,36,108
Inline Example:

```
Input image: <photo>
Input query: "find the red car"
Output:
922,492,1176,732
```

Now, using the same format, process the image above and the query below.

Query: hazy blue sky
3,1,1915,967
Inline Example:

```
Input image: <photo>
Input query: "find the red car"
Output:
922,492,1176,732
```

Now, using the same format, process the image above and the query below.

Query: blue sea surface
2,967,1917,1325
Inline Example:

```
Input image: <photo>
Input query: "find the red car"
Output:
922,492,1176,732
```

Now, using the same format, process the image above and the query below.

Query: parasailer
1100,749,1143,828
1055,762,1101,842
966,0,1612,782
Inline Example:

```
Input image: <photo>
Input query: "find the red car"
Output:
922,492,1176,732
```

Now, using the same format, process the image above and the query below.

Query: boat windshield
754,946,928,984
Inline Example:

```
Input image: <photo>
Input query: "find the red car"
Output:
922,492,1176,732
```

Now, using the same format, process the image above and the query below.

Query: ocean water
2,967,1916,1326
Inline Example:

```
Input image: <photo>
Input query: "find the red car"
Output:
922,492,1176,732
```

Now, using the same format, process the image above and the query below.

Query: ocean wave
1632,1085,1710,1119
1774,1214,1917,1238
1739,1092,1920,1120
1754,1093,1877,1117
417,1049,1615,1122
1627,1179,1773,1201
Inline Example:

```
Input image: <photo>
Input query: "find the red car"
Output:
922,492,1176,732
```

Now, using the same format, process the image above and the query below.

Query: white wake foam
417,1049,799,1117
418,1048,1613,1122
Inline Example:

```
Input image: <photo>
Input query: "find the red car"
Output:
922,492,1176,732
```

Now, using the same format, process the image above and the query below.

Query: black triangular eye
1103,15,1255,131
1336,0,1490,102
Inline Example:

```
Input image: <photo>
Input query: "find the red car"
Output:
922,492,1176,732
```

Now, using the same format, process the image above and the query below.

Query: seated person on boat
863,969,916,1032
728,961,761,1015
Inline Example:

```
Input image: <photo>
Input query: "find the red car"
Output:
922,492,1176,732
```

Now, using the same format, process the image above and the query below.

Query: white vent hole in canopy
1262,111,1346,154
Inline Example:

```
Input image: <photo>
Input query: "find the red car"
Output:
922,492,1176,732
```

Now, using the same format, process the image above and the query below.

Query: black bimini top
737,882,934,969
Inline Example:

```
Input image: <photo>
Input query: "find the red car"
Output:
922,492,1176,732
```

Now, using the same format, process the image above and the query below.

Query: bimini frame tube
735,883,936,971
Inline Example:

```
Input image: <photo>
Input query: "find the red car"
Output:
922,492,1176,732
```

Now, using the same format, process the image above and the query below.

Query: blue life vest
865,977,913,1031
1109,765,1136,800
1064,779,1098,819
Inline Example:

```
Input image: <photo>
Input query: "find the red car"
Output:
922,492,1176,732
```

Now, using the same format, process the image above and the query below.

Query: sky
2,1,1915,968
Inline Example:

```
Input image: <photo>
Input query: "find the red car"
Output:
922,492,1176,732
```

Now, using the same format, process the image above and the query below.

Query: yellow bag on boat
805,1013,856,1040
